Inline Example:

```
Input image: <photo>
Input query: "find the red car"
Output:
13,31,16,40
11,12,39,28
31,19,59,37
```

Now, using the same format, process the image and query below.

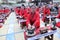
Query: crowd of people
0,2,60,40
14,2,60,29
0,2,60,30
13,2,60,40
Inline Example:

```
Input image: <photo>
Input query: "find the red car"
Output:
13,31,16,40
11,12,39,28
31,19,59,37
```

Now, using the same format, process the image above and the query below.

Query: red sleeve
34,12,40,28
36,8,40,12
19,9,26,16
47,8,50,15
0,10,4,13
23,9,28,19
56,14,60,18
19,9,22,16
26,14,30,26
15,8,19,15
56,22,60,28
43,8,50,16
4,9,10,14
43,8,46,16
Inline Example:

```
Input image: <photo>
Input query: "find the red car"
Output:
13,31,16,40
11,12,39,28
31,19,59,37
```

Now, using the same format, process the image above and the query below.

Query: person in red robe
0,9,4,13
14,7,21,16
3,7,10,17
24,7,40,40
3,7,10,14
42,5,51,22
56,6,60,28
26,6,40,29
43,5,51,16
19,5,28,19
18,5,29,29
24,6,40,40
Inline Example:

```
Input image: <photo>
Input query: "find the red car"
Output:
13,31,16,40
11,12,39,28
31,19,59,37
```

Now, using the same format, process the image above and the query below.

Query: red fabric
36,8,40,12
15,8,28,19
27,7,31,12
42,16,45,22
24,32,27,40
19,9,28,19
58,8,60,14
26,11,40,28
0,10,4,13
56,8,60,19
42,7,50,22
56,22,60,28
35,28,40,35
43,7,50,16
56,14,60,19
4,9,10,14
14,8,20,15
47,26,52,30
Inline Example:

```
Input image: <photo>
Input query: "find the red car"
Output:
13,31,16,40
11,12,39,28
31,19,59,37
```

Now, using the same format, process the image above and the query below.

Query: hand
32,25,35,29
20,16,23,18
28,24,31,29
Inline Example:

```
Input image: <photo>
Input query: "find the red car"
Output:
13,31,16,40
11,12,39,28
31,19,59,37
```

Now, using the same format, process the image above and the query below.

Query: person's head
31,5,36,13
42,5,46,8
3,7,8,9
17,6,21,10
11,8,14,12
21,4,25,9
45,5,49,8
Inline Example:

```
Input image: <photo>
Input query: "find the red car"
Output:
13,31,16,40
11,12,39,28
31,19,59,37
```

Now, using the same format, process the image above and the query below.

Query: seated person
56,10,60,28
0,13,5,23
55,6,60,28
43,5,51,17
14,7,21,16
1,7,10,19
19,5,28,19
18,5,28,29
26,6,40,34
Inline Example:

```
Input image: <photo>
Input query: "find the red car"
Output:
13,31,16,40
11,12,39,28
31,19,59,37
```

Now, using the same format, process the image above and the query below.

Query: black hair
11,8,14,12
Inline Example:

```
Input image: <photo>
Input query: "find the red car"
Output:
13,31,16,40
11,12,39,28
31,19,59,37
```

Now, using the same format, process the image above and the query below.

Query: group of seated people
14,4,60,28
0,7,10,28
14,4,40,30
0,3,60,40
0,3,60,31
14,4,60,39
